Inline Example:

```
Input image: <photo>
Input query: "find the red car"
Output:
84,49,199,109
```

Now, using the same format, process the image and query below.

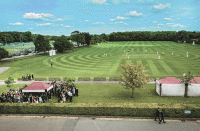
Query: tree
71,31,85,47
0,47,9,60
180,71,197,98
177,30,189,42
63,77,75,88
119,62,151,98
54,35,73,53
4,76,16,88
34,35,50,53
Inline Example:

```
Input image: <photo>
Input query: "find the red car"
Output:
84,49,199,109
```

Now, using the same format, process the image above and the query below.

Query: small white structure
110,53,111,55
159,56,160,59
126,53,127,56
187,52,188,55
98,43,99,46
187,54,188,57
183,73,186,77
146,50,147,52
157,52,158,54
172,52,173,55
163,52,164,54
106,54,107,56
51,59,52,61
128,55,129,59
49,50,56,56
193,41,195,45
156,77,200,97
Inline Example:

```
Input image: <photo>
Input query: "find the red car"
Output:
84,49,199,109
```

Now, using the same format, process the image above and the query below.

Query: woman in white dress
39,95,42,103
63,94,66,103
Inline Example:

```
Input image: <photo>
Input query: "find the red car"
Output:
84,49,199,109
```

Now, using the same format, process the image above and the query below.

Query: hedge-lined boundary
0,103,199,118
94,77,106,81
109,77,120,81
49,78,61,81
78,77,91,81
35,78,47,81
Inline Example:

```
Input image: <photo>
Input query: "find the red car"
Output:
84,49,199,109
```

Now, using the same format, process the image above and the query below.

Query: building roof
22,82,53,92
157,77,200,84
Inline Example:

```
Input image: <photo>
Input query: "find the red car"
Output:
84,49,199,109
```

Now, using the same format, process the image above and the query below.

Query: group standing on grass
22,74,34,80
0,80,78,103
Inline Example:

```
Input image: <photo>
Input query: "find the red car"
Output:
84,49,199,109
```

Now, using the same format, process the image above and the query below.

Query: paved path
0,116,199,131
0,80,156,85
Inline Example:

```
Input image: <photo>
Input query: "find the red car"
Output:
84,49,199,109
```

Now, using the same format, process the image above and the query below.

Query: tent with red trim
156,77,200,97
22,82,53,92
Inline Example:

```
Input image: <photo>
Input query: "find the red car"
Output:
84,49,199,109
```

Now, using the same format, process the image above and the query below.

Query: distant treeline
0,30,200,45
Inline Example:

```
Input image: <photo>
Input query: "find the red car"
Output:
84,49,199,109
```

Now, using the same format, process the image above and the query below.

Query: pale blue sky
0,0,199,36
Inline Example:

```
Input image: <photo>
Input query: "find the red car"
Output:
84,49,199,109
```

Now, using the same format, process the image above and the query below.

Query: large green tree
0,47,9,60
34,35,51,53
119,62,151,98
54,35,73,53
71,31,85,47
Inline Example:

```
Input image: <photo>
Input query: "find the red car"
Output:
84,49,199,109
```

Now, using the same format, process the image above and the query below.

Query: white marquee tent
49,50,56,56
156,77,200,97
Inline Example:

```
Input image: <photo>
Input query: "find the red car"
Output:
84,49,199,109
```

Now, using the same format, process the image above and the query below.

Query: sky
0,0,199,36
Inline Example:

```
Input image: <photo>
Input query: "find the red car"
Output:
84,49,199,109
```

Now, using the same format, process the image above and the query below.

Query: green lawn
0,41,200,80
1,83,200,104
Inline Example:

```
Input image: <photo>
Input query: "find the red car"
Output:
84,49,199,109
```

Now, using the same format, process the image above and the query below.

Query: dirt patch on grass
0,67,10,74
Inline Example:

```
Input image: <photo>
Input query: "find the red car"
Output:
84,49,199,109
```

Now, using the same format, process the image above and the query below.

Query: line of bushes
78,77,91,81
0,103,199,118
35,78,47,81
49,78,61,81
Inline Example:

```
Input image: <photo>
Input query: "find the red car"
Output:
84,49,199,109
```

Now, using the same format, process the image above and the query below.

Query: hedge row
78,77,91,81
109,77,120,81
49,78,61,81
94,77,106,81
35,78,47,81
0,104,199,118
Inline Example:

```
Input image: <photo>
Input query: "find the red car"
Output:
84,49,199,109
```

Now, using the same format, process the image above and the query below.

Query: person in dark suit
75,87,78,96
159,109,166,124
155,108,160,121
51,63,52,67
32,74,34,79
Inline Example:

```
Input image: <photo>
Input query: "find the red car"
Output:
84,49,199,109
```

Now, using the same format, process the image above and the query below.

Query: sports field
0,41,200,80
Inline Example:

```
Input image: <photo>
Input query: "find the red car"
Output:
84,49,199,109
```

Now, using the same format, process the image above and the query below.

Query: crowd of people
0,80,78,103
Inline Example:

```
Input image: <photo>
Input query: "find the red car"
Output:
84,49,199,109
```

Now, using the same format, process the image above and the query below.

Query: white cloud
64,25,71,27
92,0,106,4
141,28,146,29
36,23,52,26
85,20,89,22
23,13,54,20
170,16,173,17
125,11,143,16
55,18,63,21
41,13,54,18
60,24,64,26
157,26,160,28
189,17,195,19
177,18,180,19
116,16,129,20
9,22,24,25
110,19,115,21
188,24,190,25
167,23,173,24
30,28,34,29
93,22,104,24
166,12,169,13
171,24,185,27
153,21,157,23
154,3,171,9
195,21,198,22
7,27,10,28
158,23,165,25
115,21,123,23
124,23,128,25
112,0,130,4
164,18,172,20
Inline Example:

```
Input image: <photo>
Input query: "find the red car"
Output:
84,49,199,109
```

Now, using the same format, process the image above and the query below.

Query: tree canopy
34,35,51,53
119,62,151,98
0,47,9,60
53,35,73,53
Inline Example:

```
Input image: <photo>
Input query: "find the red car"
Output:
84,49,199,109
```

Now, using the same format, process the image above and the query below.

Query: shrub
94,77,106,81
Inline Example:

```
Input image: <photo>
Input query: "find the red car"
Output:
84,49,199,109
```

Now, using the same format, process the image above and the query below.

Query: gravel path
0,67,10,74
